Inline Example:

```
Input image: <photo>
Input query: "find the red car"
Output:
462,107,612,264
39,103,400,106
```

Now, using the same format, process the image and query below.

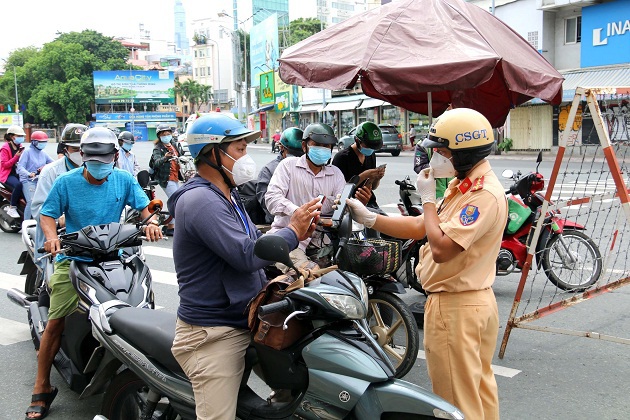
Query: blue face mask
14,137,25,144
33,141,47,151
160,135,172,144
121,143,133,152
85,161,114,180
308,145,332,166
359,147,375,156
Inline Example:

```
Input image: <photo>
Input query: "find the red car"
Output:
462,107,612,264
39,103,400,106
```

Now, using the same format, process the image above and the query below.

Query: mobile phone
331,183,358,224
358,178,372,189
378,164,387,169
310,194,326,225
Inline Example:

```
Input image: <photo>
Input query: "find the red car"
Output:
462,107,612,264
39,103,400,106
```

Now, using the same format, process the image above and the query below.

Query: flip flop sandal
25,386,58,420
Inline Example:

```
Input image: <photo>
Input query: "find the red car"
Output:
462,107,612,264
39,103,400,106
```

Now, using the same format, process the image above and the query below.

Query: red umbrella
279,0,563,127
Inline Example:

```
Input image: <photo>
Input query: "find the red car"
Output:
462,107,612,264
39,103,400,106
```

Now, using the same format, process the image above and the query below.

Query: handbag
246,263,318,350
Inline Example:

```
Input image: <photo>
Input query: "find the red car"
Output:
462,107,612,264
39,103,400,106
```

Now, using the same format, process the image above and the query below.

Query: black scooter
6,202,162,397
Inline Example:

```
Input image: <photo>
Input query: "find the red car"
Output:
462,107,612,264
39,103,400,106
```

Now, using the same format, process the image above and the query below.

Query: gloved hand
416,168,437,205
345,198,377,228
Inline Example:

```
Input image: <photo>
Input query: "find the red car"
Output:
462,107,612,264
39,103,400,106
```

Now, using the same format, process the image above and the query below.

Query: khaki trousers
424,288,500,420
171,318,251,420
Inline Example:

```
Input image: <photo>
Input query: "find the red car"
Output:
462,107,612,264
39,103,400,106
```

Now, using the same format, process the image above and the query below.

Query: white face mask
68,151,83,167
429,151,456,178
221,151,257,186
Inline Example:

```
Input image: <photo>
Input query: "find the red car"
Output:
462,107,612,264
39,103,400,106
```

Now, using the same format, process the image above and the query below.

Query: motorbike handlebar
258,299,292,316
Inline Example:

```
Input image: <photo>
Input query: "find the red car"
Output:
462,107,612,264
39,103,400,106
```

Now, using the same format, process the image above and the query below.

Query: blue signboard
581,1,630,67
249,14,279,87
125,122,148,142
95,112,177,122
93,71,175,104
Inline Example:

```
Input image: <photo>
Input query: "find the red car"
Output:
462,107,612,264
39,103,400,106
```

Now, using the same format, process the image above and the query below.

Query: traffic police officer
345,108,507,419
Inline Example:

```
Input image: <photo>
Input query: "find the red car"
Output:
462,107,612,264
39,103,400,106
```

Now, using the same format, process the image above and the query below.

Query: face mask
221,151,257,186
160,135,172,144
14,137,25,144
359,147,375,156
67,152,83,167
121,143,133,152
34,142,47,151
429,151,456,178
308,145,332,166
84,161,114,180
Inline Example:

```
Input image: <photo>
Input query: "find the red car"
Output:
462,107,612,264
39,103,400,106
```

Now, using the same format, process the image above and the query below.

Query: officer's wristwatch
149,219,160,227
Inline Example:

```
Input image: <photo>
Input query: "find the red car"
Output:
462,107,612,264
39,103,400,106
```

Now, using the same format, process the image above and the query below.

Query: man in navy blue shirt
169,114,320,420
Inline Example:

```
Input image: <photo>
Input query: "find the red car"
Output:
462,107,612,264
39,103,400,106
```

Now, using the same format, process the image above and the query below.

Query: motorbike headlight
321,293,366,319
433,408,465,420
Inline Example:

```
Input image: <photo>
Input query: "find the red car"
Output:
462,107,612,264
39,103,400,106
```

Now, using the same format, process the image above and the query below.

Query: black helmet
60,123,88,147
280,127,304,156
118,131,135,144
354,121,383,150
80,127,119,163
156,123,172,137
302,123,337,145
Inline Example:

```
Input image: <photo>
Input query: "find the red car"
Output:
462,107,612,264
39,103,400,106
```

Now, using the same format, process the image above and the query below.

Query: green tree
288,18,323,46
0,30,131,124
174,78,212,113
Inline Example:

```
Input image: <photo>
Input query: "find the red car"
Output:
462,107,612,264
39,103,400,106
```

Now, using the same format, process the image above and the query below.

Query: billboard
250,14,279,87
581,2,630,67
274,71,302,112
93,71,175,105
259,71,275,105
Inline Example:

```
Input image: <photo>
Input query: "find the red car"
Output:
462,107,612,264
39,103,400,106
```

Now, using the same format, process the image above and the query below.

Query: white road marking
0,317,31,346
0,272,26,292
143,246,173,259
416,350,521,378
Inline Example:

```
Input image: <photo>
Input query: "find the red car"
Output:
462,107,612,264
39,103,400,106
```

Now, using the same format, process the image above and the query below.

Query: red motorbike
497,152,602,291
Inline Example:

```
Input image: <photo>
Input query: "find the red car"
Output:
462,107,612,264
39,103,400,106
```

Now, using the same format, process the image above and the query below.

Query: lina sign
581,1,630,67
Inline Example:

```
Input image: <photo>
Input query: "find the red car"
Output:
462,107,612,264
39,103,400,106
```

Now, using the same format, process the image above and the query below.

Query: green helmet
355,121,383,150
302,123,337,145
280,127,304,156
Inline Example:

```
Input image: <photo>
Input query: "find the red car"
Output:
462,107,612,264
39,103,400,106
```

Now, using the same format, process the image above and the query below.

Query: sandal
25,386,58,420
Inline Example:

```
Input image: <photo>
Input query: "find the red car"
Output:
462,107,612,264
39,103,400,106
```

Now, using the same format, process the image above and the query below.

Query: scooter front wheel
367,292,420,378
541,230,602,291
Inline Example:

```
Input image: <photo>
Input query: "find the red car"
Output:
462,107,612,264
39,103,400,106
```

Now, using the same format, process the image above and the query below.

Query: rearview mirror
137,170,150,188
536,151,543,163
148,199,163,213
502,169,514,178
254,235,296,271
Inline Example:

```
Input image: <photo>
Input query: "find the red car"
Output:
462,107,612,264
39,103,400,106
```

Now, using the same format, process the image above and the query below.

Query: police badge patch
459,204,480,226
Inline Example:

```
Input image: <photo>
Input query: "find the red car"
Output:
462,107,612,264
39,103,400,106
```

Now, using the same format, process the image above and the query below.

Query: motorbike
122,170,171,227
497,151,603,291
6,201,163,397
84,207,463,420
308,180,420,378
0,180,27,233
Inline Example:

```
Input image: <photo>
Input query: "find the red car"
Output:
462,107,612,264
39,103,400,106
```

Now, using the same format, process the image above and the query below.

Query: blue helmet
187,114,261,159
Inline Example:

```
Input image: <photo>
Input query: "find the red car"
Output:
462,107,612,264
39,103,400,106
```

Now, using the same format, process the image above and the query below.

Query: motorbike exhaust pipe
7,288,31,309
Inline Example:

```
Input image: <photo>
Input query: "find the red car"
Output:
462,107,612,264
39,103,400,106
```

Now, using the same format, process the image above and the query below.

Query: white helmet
80,127,119,163
6,125,26,136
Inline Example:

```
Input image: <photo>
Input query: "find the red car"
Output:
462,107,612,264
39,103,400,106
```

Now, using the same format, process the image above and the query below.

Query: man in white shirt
115,131,140,176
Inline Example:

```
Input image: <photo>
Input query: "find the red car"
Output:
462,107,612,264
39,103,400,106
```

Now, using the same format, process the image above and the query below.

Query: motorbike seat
109,307,186,378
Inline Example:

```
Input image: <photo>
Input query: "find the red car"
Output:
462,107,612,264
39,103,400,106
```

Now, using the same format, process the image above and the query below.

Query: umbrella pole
427,92,433,126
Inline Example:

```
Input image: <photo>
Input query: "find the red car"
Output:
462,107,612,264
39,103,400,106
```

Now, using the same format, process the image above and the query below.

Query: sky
2,0,310,61
0,0,315,59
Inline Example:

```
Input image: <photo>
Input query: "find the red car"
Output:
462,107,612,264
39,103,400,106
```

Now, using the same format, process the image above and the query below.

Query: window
565,16,581,44
207,67,212,76
527,31,539,50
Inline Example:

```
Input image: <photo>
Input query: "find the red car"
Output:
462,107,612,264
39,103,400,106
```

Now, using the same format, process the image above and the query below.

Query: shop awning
250,104,275,114
322,100,362,112
561,65,630,101
299,103,323,113
358,98,386,109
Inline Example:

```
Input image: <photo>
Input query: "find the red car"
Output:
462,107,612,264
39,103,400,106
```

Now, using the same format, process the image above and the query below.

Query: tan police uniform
416,159,508,420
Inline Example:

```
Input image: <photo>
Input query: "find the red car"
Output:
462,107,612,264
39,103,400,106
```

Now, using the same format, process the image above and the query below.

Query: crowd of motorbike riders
2,107,506,420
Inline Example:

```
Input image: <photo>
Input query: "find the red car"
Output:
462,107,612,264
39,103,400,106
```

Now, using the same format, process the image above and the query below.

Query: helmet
302,123,337,145
275,129,280,133
354,121,383,150
280,127,304,156
156,123,172,137
118,131,135,144
61,124,87,147
187,114,261,159
421,108,494,151
421,108,494,176
80,127,119,163
7,125,26,136
30,131,49,141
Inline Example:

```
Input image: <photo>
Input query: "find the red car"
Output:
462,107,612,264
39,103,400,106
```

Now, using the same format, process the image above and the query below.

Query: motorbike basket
337,238,402,276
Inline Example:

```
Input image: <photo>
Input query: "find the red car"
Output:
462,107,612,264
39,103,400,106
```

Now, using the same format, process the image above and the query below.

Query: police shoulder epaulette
470,176,485,192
